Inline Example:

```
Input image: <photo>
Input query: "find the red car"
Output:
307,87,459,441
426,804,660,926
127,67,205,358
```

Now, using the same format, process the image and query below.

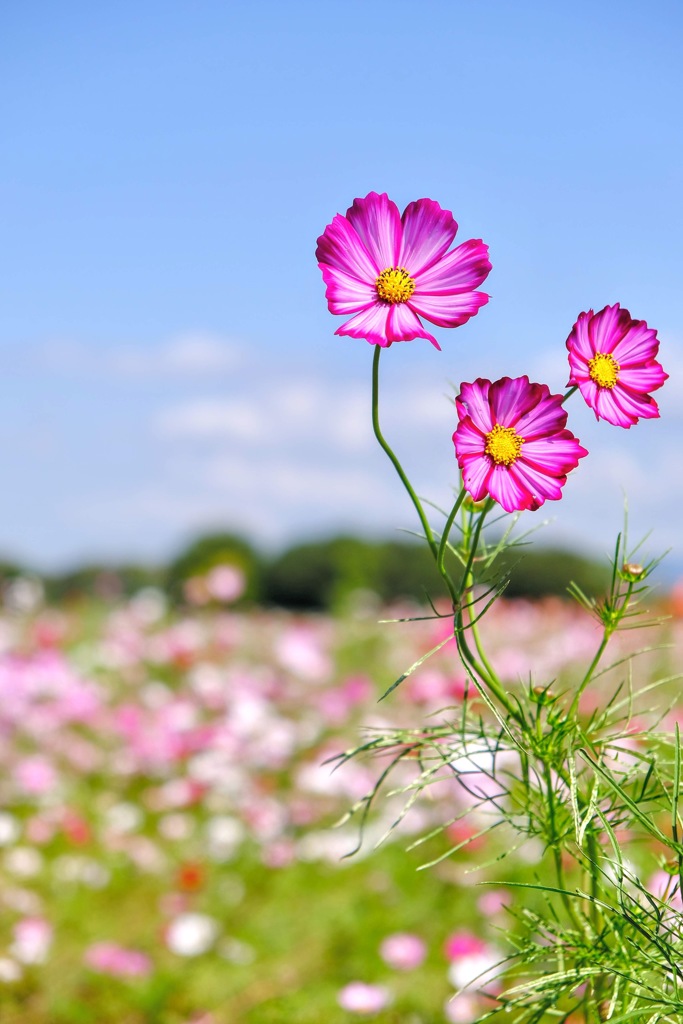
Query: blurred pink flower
476,889,512,917
445,931,501,991
406,668,466,706
566,304,667,427
337,981,391,1014
317,191,491,348
10,918,53,964
444,930,487,961
453,376,588,513
275,625,331,682
648,869,683,911
205,565,245,603
14,756,58,796
317,675,372,724
85,942,152,978
379,932,427,971
445,992,482,1023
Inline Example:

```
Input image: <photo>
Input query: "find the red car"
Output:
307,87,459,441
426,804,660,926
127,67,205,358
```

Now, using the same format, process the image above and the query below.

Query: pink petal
522,434,587,474
453,420,486,460
460,454,493,502
576,378,602,411
566,311,595,362
618,363,668,393
413,239,491,293
456,380,494,434
346,192,401,273
511,461,566,507
515,394,568,440
567,353,590,385
488,376,541,428
316,212,379,281
588,304,631,354
409,290,489,329
487,465,533,513
386,302,439,347
612,386,660,422
399,198,458,275
594,386,633,425
336,303,392,347
612,321,661,365
320,265,377,315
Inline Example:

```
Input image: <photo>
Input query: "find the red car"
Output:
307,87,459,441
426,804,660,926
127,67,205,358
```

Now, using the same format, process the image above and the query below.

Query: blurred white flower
166,913,218,957
104,801,144,835
3,846,44,878
205,815,245,862
4,575,44,614
337,981,391,1014
0,957,22,983
218,937,255,964
158,812,194,842
128,587,168,624
0,811,20,846
447,946,501,991
52,855,110,888
445,992,481,1023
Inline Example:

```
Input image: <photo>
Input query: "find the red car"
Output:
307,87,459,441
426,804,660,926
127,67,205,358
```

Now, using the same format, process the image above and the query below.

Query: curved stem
371,347,437,558
437,489,467,578
562,385,579,404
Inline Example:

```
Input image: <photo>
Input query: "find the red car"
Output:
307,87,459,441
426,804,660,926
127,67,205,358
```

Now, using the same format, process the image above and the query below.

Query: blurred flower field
0,579,681,1023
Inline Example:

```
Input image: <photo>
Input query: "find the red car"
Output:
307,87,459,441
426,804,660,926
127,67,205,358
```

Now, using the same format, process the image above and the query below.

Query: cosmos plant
317,193,681,1024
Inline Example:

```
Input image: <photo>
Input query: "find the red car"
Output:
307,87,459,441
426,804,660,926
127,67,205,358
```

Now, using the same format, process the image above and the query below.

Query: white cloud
33,332,244,379
155,399,264,440
109,332,243,377
151,374,458,457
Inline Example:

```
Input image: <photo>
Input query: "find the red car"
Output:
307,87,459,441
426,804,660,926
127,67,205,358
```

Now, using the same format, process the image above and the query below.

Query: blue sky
1,1,681,571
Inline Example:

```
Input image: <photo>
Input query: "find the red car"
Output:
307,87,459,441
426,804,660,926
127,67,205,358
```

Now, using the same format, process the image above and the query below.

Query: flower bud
532,685,555,703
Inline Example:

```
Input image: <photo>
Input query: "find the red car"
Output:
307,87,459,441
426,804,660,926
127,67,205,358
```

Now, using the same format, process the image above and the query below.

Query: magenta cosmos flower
316,192,491,349
453,376,588,513
566,304,667,427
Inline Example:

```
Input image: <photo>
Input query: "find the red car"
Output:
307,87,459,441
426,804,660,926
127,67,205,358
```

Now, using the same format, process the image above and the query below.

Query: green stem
568,633,611,719
371,346,437,558
544,760,585,931
452,503,524,721
562,384,579,404
437,489,466,578
461,502,503,689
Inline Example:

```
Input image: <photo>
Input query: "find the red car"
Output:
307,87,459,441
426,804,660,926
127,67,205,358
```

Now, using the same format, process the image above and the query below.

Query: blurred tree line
0,533,611,610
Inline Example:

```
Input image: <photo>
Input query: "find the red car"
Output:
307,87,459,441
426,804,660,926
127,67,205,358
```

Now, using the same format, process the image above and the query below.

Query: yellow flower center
588,351,620,389
375,267,415,304
485,423,524,466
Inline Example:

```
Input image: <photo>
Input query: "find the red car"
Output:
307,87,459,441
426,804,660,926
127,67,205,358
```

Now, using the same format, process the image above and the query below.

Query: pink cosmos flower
453,376,588,513
316,192,491,349
10,918,53,964
85,942,152,978
337,981,391,1014
566,304,667,427
379,932,427,971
